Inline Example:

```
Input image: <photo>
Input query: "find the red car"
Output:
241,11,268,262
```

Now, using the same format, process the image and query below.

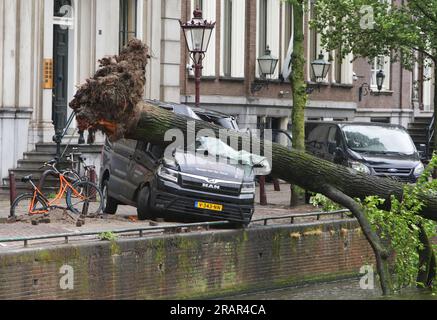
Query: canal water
224,278,437,300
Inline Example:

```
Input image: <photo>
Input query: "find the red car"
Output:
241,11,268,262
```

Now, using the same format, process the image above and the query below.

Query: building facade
0,0,182,181
180,0,434,133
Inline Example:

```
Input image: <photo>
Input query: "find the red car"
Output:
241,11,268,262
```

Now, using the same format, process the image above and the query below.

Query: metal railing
0,220,231,248
251,209,351,226
54,111,77,158
0,209,353,248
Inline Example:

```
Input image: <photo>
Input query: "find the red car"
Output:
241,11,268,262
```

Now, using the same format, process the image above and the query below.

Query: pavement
0,183,350,251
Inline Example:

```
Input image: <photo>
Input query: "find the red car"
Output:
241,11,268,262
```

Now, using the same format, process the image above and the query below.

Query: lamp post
307,51,331,94
358,69,385,101
251,46,279,93
180,8,215,107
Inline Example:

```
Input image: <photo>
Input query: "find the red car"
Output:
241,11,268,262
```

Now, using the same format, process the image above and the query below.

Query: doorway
52,0,71,133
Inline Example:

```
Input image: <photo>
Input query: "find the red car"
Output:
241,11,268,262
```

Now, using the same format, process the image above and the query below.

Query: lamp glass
376,70,385,91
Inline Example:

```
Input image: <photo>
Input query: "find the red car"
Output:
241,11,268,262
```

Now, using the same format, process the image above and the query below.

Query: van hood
350,150,420,168
171,151,251,182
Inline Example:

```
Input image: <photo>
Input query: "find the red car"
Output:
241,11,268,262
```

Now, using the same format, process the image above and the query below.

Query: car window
342,125,416,155
307,125,329,150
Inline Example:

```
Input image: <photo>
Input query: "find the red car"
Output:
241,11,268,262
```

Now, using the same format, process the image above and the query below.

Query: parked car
305,122,425,183
145,99,240,131
100,101,270,226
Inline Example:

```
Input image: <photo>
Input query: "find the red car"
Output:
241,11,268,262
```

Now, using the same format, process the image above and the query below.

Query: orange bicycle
10,160,103,218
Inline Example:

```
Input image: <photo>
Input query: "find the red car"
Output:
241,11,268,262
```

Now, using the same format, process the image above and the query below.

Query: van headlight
241,182,256,194
350,161,371,174
157,165,179,183
414,162,425,177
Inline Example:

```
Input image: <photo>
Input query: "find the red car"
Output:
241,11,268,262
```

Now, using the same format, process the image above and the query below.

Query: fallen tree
70,39,436,295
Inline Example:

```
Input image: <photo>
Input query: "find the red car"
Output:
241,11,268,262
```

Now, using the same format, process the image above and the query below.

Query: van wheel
137,185,154,221
102,179,118,214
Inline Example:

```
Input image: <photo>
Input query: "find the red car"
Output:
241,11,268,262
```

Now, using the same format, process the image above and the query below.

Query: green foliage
359,155,437,292
310,193,344,212
312,0,437,69
98,231,118,242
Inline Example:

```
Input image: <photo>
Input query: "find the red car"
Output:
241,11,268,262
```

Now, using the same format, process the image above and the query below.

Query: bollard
273,178,281,192
9,172,17,206
259,176,267,206
89,167,97,201
81,199,89,216
89,167,97,184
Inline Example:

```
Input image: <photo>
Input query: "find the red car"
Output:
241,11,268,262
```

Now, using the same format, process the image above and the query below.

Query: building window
256,0,280,79
222,0,233,77
258,0,268,57
371,55,390,90
333,49,342,83
308,2,328,82
193,0,203,10
119,0,137,52
220,0,245,78
280,2,293,81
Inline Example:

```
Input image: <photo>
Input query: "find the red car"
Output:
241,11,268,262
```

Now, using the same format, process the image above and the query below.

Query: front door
52,1,70,133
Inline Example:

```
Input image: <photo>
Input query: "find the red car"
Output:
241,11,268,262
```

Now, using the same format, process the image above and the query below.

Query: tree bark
70,39,437,296
90,101,437,221
290,1,307,152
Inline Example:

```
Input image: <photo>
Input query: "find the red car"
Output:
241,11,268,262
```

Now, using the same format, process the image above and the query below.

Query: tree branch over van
70,39,437,295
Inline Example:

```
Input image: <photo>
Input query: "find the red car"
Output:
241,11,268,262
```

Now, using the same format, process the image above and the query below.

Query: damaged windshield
192,136,271,173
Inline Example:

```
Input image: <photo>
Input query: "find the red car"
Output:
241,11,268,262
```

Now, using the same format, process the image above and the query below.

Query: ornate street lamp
375,69,386,92
307,51,331,94
180,8,216,107
251,46,279,93
358,69,385,101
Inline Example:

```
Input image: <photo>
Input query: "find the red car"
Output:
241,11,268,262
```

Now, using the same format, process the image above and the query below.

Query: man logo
202,183,220,190
388,168,399,173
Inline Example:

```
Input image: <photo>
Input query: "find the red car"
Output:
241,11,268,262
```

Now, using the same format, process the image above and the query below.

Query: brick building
180,0,434,133
0,0,181,187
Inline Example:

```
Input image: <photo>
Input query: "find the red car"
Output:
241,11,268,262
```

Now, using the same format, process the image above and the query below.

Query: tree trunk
70,39,437,296
426,61,437,154
290,1,307,151
107,103,437,220
289,2,307,206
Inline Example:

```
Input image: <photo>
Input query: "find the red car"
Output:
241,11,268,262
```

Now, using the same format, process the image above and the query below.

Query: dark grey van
100,102,269,226
305,122,424,183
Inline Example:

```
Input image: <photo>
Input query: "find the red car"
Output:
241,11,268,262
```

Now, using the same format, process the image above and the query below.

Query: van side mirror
418,144,427,159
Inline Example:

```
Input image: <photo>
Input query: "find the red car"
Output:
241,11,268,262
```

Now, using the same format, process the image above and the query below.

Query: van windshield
194,137,269,168
342,125,416,155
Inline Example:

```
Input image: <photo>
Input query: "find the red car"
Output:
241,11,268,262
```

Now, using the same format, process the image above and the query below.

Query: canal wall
0,219,374,299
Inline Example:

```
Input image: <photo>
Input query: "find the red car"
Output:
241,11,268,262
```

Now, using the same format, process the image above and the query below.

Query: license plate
195,201,223,212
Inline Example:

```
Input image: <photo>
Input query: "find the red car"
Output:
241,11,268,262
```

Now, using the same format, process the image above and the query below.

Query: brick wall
0,220,374,300
179,0,416,128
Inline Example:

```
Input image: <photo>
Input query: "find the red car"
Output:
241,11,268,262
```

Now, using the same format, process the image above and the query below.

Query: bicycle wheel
66,181,103,215
63,170,82,184
10,193,48,218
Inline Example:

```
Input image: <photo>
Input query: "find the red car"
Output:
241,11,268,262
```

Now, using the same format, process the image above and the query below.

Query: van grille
181,176,241,196
373,167,412,175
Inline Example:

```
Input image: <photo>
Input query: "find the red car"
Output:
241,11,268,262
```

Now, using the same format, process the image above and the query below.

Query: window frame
119,0,138,53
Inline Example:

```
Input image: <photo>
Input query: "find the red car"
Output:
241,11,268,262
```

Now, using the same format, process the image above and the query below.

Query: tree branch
322,186,393,295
